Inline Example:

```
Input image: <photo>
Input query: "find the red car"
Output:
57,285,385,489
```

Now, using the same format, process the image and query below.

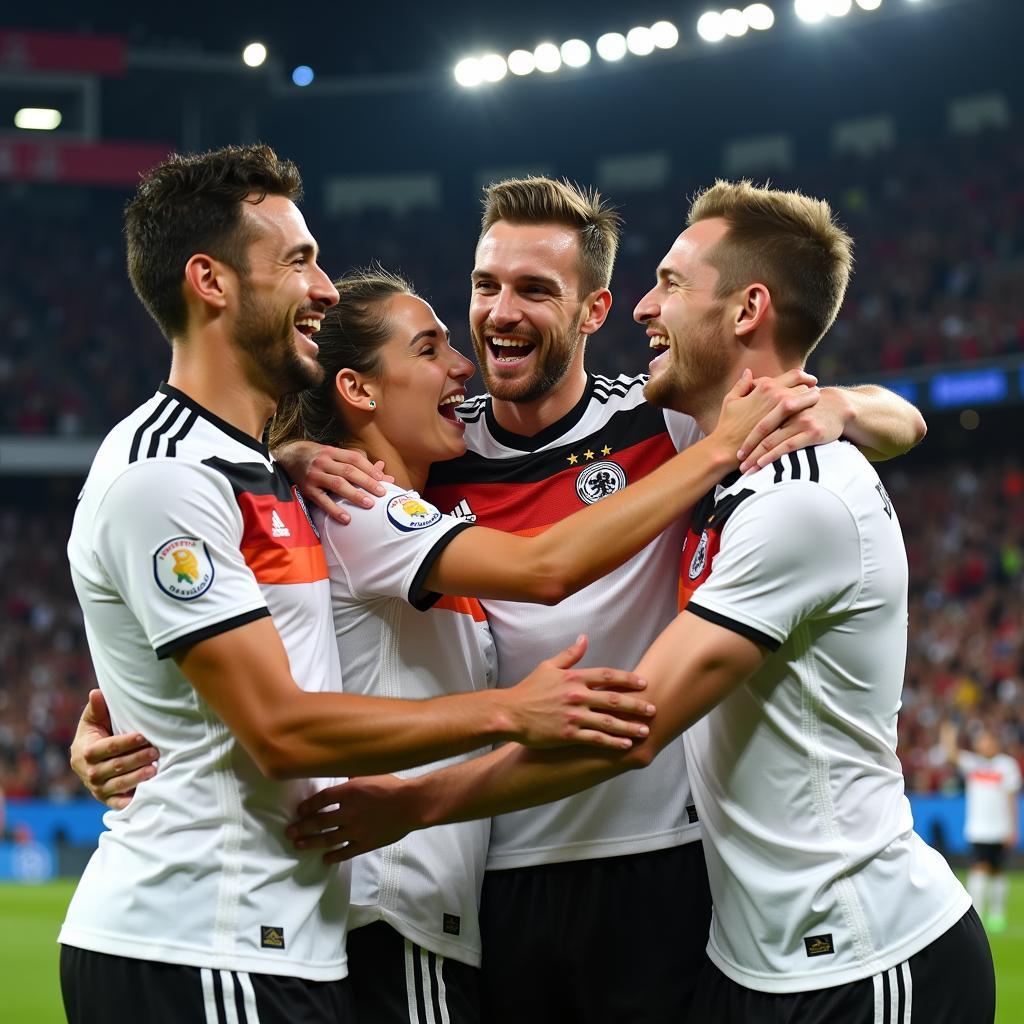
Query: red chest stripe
433,594,488,621
237,491,327,585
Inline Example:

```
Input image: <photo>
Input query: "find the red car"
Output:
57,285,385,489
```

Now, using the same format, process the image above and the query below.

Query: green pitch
5,876,1024,1021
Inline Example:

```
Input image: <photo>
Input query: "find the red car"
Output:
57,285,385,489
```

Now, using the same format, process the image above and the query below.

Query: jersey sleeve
663,408,704,452
320,489,473,610
91,460,270,659
686,483,863,651
1004,757,1022,794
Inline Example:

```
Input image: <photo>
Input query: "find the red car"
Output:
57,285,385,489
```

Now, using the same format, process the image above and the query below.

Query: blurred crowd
2,126,1023,437
1,456,1021,800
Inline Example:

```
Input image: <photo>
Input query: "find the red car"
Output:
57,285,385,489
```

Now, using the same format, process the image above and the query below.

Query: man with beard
292,177,928,1023
60,147,666,1024
296,180,991,1024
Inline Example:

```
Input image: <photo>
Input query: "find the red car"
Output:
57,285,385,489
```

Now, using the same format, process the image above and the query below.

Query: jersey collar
158,382,271,458
484,375,596,453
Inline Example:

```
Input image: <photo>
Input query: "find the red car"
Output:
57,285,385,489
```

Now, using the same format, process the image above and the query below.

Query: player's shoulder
591,373,649,409
318,483,452,550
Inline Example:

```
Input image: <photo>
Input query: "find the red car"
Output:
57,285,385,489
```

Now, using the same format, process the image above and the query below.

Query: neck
167,329,276,441
490,362,588,438
694,351,795,436
351,433,426,493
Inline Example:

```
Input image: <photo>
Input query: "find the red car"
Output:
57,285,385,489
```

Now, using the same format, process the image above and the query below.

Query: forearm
518,432,735,600
833,384,926,460
255,688,516,780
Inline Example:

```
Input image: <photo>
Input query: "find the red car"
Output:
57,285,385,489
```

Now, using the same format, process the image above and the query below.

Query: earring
368,399,377,410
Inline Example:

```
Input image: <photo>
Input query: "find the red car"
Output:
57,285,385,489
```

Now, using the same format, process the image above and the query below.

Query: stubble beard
645,307,731,416
235,281,325,399
473,306,585,405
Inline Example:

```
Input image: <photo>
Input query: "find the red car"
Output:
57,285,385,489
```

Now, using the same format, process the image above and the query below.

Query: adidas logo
449,498,477,523
271,509,291,538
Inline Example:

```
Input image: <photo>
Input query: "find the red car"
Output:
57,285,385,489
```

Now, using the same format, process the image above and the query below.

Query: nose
633,287,659,324
450,348,476,384
489,285,523,329
312,265,340,308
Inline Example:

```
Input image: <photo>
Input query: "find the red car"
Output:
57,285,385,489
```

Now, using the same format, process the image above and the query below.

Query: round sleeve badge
153,536,215,600
386,493,443,533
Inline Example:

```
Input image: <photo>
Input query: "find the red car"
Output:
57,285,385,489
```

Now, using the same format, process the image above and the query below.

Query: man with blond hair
290,177,938,1022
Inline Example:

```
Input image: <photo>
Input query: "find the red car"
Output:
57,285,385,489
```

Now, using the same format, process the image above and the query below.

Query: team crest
387,493,443,533
153,536,214,600
575,461,627,505
688,530,709,580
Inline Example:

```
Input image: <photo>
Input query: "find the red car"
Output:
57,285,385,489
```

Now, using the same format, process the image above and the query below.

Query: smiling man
304,180,993,1024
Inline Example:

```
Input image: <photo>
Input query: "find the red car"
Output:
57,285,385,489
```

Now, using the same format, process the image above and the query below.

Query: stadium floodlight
291,65,314,87
855,0,882,8
560,39,592,68
508,49,536,75
651,21,680,48
596,32,628,61
14,107,61,130
697,12,728,43
454,57,484,87
722,8,749,35
534,42,562,73
479,53,508,82
825,0,853,14
626,26,656,56
794,0,828,23
242,42,267,68
744,3,777,29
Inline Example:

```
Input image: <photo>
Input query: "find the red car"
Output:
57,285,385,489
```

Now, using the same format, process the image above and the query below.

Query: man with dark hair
298,180,992,1024
293,176,930,1023
60,147,663,1024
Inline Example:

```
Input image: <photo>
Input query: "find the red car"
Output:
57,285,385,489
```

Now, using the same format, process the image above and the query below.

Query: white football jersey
427,374,705,868
682,441,970,993
61,384,349,981
318,485,495,966
959,751,1021,843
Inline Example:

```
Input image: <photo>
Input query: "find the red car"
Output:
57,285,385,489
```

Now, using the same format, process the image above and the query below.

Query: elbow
251,737,297,781
518,558,574,606
620,735,659,772
911,411,928,447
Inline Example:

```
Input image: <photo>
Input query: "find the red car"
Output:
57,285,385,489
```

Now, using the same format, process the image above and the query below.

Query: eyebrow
409,327,450,346
657,265,682,284
283,241,318,261
471,270,562,291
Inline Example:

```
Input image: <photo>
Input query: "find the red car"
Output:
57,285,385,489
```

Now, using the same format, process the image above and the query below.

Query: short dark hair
479,177,621,298
268,267,417,450
124,143,303,342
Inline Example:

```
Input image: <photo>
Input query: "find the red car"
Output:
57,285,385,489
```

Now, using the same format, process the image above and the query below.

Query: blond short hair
480,176,621,298
687,179,854,360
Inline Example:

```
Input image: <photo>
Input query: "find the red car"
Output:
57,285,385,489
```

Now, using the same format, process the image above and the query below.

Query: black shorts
971,842,1008,871
479,840,712,1024
60,945,354,1024
346,920,481,1024
684,907,994,1024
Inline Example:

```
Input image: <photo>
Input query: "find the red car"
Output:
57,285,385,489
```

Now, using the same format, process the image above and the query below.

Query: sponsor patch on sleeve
386,493,443,533
153,536,215,600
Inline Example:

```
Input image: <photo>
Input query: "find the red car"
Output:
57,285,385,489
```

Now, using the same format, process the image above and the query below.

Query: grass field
5,876,1024,1021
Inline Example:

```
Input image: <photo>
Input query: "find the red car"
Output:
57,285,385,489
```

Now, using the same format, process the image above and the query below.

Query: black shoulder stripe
129,396,174,463
698,488,755,531
806,446,820,482
146,402,188,460
458,404,487,424
773,458,784,483
165,410,199,458
787,451,801,481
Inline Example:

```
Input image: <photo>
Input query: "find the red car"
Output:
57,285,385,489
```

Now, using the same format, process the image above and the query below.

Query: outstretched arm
289,613,765,861
739,384,926,471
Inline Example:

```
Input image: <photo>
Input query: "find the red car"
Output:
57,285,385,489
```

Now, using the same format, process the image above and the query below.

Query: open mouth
648,334,670,368
487,335,536,365
438,391,466,424
294,317,322,348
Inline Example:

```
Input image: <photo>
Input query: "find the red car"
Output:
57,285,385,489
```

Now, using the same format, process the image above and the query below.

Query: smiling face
230,193,339,397
633,218,737,416
370,294,476,473
470,221,590,404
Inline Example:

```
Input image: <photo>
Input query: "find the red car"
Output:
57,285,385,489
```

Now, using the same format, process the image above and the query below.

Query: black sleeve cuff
685,603,782,652
407,522,476,611
155,607,272,660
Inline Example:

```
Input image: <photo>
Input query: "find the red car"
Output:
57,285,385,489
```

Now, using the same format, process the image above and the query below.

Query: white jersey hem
57,926,348,982
705,890,972,994
484,821,700,870
348,907,482,968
